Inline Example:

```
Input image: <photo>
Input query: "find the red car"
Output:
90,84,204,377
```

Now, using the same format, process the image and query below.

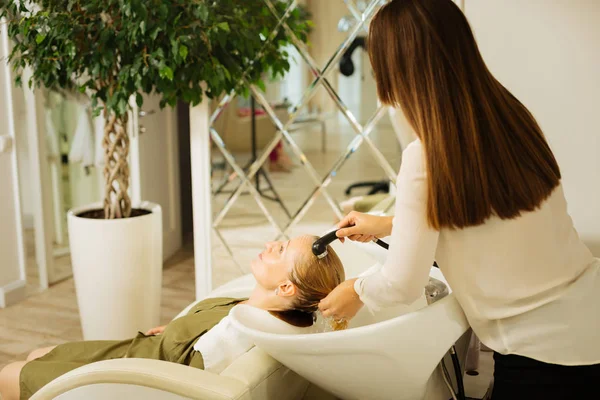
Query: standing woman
318,0,600,398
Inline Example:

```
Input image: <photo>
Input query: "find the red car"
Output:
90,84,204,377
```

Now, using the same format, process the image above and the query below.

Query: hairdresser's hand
336,212,393,243
145,325,167,336
319,278,363,321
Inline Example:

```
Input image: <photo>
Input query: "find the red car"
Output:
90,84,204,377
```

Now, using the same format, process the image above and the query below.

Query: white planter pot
68,201,162,340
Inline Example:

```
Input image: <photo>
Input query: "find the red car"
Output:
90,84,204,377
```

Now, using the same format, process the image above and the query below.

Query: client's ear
276,280,296,297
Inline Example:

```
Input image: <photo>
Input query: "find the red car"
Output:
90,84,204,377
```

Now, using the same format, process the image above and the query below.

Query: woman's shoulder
404,138,422,151
188,297,247,315
400,139,426,175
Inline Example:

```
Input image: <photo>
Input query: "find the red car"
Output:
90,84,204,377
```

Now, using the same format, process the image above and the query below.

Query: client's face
251,235,313,292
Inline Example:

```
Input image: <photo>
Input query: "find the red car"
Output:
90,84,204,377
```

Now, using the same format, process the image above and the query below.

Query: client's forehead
287,235,315,254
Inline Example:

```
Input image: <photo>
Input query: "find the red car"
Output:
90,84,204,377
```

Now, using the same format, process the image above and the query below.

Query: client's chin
249,259,258,277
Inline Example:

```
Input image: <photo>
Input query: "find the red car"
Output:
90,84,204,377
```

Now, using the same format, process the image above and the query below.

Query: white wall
465,0,600,256
0,22,27,307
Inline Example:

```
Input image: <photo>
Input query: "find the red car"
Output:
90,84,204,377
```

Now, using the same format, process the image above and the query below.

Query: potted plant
1,0,310,340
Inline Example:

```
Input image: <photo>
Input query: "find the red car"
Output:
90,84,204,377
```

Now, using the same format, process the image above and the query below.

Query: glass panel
210,0,398,271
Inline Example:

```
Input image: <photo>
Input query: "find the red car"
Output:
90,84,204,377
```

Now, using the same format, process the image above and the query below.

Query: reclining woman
0,235,345,400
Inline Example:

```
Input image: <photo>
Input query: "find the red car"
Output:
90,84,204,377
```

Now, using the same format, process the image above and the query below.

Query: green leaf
140,21,146,35
117,98,128,116
170,38,179,58
159,4,169,18
197,4,209,22
179,45,188,61
217,22,230,32
256,79,266,93
35,34,46,44
150,27,162,41
131,59,142,77
136,93,143,107
159,66,174,81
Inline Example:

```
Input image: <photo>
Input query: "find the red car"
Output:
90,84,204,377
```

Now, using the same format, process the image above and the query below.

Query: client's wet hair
270,235,347,331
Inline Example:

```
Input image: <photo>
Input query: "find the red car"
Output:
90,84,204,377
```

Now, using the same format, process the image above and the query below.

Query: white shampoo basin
230,267,471,400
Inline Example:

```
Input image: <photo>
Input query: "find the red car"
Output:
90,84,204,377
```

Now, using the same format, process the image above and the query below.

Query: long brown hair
270,236,347,331
368,0,561,229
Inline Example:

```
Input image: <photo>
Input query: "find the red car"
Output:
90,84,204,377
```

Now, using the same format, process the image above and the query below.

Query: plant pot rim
68,201,161,221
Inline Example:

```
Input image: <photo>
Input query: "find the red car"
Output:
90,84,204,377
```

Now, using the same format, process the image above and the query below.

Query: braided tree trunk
102,111,132,219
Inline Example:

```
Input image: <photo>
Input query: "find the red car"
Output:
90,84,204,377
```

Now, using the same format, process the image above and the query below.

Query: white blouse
193,312,254,374
354,139,600,365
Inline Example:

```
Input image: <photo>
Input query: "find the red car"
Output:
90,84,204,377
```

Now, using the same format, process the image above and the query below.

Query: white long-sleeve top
354,139,600,365
193,312,254,374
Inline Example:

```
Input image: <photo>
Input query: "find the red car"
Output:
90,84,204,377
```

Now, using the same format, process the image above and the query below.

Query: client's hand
336,212,393,243
319,278,363,321
145,325,167,336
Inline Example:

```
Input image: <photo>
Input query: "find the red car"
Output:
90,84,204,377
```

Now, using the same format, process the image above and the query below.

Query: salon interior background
1,0,599,309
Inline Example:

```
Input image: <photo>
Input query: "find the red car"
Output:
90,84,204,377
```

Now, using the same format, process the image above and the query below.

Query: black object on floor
344,180,390,196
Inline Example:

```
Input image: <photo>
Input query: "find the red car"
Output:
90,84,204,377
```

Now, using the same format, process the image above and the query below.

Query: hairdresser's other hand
336,211,393,243
145,325,166,336
319,278,363,321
